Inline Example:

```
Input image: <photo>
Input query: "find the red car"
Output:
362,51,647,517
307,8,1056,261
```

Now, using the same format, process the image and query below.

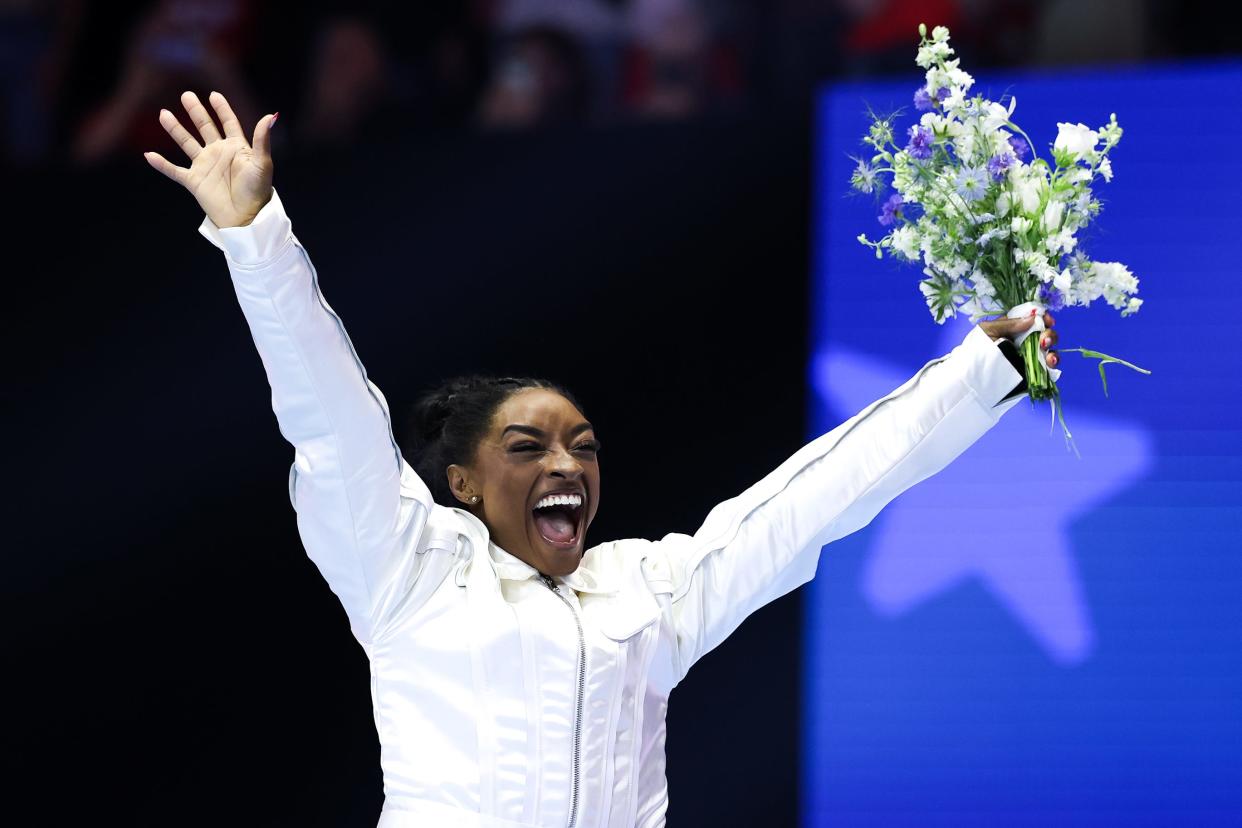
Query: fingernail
272,111,279,126
1050,354,1059,366
1041,336,1049,349
1030,308,1037,316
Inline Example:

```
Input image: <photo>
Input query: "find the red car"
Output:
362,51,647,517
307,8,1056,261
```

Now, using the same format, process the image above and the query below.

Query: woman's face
449,388,601,577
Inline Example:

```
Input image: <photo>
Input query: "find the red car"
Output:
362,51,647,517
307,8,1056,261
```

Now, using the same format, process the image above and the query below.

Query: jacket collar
488,542,616,595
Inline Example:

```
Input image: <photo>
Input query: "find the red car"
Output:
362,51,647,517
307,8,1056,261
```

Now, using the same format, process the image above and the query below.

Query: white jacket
199,190,1026,828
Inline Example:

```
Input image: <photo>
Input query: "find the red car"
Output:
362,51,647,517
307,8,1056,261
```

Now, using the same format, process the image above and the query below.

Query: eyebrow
502,422,595,438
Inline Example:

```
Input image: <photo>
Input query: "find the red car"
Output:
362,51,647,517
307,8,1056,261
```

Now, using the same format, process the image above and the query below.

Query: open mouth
531,491,585,549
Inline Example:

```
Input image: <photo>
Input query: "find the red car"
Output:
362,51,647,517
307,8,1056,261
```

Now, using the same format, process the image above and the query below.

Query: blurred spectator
0,0,81,165
477,24,593,129
0,0,1230,168
71,0,260,164
409,5,492,128
295,16,390,149
493,0,625,121
838,0,965,75
619,0,745,119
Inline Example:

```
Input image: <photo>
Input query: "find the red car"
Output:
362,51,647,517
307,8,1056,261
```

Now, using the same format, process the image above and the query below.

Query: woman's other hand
979,310,1059,370
144,91,276,228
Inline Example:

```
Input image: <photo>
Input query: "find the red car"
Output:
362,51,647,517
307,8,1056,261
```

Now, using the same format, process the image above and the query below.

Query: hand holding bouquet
853,24,1149,447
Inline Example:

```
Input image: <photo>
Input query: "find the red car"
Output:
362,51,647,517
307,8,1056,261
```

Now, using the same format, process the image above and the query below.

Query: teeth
534,493,583,510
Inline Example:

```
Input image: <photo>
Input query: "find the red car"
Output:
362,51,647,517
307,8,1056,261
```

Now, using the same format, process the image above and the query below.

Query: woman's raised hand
144,91,276,229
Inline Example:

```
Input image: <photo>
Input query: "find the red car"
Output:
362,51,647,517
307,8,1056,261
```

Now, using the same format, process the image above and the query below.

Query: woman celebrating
145,91,1057,828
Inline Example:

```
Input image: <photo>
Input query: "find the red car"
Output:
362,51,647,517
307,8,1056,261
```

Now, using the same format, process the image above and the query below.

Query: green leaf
1059,347,1152,398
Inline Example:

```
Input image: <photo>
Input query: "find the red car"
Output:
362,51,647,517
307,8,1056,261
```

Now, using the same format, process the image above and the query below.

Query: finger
158,108,201,160
251,112,277,159
180,90,222,143
1040,328,1060,350
207,90,245,140
1046,349,1059,369
1044,311,1055,328
144,151,189,186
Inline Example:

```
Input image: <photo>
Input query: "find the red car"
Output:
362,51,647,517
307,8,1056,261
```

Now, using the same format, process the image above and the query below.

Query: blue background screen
801,63,1242,826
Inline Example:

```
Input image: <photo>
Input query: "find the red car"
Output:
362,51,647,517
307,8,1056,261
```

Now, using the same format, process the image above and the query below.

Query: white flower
953,131,977,163
931,25,951,43
981,99,1015,133
916,40,953,68
975,225,1010,247
1012,171,1044,215
1067,167,1093,185
1094,261,1138,293
1092,261,1140,310
944,59,974,91
1011,216,1033,235
1098,112,1124,149
1054,268,1073,293
942,85,967,113
1055,122,1099,160
891,225,920,260
995,191,1013,216
944,258,970,279
1041,200,1065,233
1122,296,1143,316
1045,229,1077,256
971,269,996,296
1027,259,1056,283
1099,157,1113,182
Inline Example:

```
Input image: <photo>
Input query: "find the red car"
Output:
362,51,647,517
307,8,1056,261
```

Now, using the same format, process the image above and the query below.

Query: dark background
3,1,1238,825
5,119,810,825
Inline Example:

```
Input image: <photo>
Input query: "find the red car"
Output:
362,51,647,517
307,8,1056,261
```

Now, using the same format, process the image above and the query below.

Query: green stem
1021,334,1055,402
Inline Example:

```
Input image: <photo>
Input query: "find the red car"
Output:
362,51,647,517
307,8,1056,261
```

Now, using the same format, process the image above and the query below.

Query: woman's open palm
145,91,276,229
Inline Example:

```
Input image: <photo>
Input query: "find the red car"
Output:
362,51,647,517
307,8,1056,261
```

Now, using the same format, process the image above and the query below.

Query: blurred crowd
1,0,1236,168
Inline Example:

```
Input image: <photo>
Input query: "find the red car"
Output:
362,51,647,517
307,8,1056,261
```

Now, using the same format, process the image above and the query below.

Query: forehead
491,388,587,432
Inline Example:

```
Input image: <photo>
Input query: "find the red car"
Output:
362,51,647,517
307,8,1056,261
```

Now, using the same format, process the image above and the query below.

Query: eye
573,440,601,454
510,441,544,453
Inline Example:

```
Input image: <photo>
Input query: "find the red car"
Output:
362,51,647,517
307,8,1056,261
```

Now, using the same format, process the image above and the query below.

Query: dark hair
401,376,586,507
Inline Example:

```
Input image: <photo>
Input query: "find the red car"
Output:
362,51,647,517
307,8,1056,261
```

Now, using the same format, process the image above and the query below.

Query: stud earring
469,495,480,503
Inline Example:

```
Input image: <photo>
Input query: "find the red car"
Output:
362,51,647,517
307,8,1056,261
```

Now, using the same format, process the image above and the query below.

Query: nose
546,446,583,479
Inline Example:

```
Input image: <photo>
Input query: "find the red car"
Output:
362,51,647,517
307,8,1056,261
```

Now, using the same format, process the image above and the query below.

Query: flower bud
919,22,927,37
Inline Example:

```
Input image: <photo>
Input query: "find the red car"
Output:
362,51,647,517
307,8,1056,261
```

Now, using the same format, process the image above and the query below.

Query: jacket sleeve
199,190,436,647
644,324,1027,683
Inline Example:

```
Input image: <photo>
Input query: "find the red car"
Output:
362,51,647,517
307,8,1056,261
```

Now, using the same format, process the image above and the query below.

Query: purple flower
914,87,933,112
986,152,1014,180
905,125,934,161
936,87,950,103
1037,283,1066,312
1008,135,1030,160
878,193,904,226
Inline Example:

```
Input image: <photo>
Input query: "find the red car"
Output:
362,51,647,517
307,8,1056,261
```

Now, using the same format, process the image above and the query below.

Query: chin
533,536,585,577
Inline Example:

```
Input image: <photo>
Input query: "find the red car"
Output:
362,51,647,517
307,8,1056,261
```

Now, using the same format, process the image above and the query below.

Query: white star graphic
812,315,1154,665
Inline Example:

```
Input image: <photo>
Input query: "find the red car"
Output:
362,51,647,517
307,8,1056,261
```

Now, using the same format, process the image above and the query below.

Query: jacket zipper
540,573,584,828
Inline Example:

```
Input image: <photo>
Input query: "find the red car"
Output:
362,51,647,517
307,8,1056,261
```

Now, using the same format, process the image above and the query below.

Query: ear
446,463,478,507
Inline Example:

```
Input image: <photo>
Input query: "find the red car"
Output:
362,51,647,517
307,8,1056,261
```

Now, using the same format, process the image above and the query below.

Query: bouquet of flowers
853,24,1148,445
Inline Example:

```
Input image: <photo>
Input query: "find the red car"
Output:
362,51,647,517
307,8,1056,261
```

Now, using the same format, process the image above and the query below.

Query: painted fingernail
1050,354,1059,366
1041,336,1049,349
272,111,279,126
1029,308,1037,316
